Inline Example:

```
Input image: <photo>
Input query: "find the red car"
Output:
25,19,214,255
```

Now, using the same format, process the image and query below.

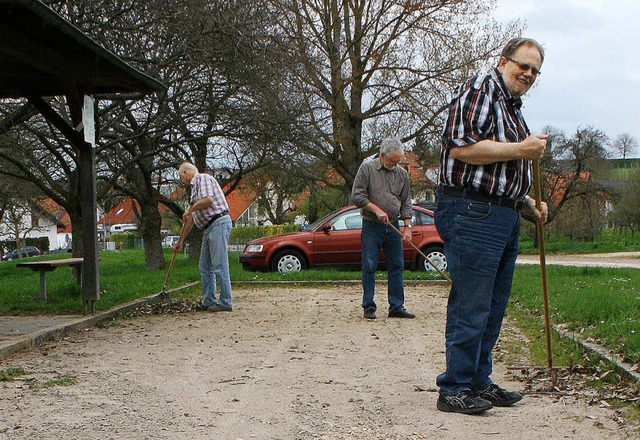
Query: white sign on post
82,95,95,147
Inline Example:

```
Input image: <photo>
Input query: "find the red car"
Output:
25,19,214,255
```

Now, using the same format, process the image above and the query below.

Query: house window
31,211,40,227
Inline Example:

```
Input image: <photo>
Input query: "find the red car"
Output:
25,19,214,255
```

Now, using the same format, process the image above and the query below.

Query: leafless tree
610,167,640,236
244,166,309,225
539,125,610,227
266,0,519,200
0,104,88,257
52,0,301,268
612,132,638,160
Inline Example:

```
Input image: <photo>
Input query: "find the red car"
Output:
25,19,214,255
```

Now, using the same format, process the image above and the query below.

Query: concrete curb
235,279,450,287
554,326,640,382
0,281,199,360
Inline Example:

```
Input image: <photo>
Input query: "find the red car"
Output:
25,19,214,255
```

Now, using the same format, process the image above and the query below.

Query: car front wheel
271,249,307,273
418,246,447,272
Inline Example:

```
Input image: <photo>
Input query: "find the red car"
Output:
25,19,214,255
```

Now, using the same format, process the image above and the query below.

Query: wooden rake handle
162,220,190,290
385,220,452,283
532,159,553,369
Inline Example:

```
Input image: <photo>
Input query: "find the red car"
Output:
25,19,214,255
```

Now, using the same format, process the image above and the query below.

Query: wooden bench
16,258,84,301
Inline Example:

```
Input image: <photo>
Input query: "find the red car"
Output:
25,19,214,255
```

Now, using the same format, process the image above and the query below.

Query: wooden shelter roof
0,0,164,98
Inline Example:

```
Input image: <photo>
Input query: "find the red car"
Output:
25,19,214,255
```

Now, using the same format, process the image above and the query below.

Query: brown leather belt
438,185,525,211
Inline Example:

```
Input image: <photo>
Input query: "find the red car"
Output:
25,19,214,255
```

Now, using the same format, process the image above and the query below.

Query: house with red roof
99,197,140,234
0,198,68,251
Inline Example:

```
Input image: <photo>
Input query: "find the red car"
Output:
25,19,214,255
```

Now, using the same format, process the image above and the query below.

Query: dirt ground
0,285,637,439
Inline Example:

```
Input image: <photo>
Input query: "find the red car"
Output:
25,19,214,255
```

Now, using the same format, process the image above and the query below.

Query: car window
330,210,362,231
412,209,434,225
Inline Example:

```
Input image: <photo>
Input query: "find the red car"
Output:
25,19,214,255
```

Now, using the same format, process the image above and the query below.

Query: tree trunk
70,215,83,256
187,227,202,263
140,200,165,271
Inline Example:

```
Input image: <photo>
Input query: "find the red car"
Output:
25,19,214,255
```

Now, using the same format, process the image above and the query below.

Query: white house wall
0,211,60,251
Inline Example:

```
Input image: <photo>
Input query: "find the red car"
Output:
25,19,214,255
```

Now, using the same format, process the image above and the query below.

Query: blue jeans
361,218,405,313
200,215,233,308
434,192,521,395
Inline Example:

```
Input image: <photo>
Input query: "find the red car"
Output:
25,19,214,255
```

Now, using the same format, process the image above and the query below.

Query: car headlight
244,244,264,253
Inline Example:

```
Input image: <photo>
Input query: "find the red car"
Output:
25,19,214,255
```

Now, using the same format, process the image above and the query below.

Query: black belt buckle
513,199,525,211
205,211,228,228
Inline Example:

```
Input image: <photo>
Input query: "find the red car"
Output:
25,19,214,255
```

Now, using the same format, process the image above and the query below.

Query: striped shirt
189,172,229,229
439,68,531,199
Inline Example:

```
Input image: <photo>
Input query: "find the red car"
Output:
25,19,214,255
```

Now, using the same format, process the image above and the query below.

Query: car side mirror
321,223,332,232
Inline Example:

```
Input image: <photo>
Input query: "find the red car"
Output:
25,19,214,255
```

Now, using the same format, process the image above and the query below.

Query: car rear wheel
418,246,447,272
271,249,307,273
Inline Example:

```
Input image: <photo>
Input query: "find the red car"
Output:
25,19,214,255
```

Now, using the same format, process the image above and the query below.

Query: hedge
1,236,50,252
110,232,136,248
230,224,301,243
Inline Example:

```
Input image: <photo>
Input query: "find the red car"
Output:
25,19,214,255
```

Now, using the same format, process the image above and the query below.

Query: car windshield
305,210,340,230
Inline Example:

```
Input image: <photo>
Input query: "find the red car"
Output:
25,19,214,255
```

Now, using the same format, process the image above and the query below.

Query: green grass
502,303,584,367
43,375,77,388
0,249,200,314
0,366,77,388
519,228,640,254
0,248,442,314
0,366,25,381
511,265,640,365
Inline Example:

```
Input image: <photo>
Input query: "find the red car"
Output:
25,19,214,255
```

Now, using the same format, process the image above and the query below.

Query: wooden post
26,94,99,313
67,91,100,314
79,143,100,313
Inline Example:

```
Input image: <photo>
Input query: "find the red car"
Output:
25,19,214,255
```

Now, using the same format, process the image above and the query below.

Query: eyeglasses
506,56,541,76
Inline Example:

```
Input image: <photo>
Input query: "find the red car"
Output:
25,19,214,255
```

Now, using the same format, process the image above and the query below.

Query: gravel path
1,285,636,439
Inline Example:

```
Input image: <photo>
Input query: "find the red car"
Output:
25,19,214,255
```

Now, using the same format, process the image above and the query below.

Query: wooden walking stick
532,159,553,369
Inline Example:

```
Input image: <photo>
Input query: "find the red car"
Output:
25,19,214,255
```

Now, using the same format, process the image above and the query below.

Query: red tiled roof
223,182,256,221
100,197,140,226
57,211,71,233
36,198,69,232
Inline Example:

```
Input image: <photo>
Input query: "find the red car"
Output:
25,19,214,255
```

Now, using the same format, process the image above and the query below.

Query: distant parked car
162,235,180,249
239,205,446,273
2,246,41,261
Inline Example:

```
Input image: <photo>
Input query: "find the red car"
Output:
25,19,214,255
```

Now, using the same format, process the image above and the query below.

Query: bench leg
39,271,47,301
83,299,95,315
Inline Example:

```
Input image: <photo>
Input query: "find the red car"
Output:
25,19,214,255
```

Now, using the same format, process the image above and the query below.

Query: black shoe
473,384,522,407
363,309,377,320
195,302,209,311
437,391,492,414
388,308,415,319
207,304,233,312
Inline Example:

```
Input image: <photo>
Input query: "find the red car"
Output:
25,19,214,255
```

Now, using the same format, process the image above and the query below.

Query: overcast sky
493,0,640,157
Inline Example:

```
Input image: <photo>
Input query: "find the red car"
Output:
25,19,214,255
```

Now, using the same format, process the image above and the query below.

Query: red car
239,204,446,273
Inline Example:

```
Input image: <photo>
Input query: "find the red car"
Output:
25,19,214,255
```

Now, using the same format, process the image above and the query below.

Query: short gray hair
380,137,404,155
178,162,198,174
501,37,545,63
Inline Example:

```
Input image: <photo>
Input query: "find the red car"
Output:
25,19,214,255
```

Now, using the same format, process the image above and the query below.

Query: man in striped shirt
175,162,233,312
435,38,549,414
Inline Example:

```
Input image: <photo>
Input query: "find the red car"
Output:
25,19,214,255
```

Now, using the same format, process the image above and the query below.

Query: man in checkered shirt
175,162,233,312
435,38,549,414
